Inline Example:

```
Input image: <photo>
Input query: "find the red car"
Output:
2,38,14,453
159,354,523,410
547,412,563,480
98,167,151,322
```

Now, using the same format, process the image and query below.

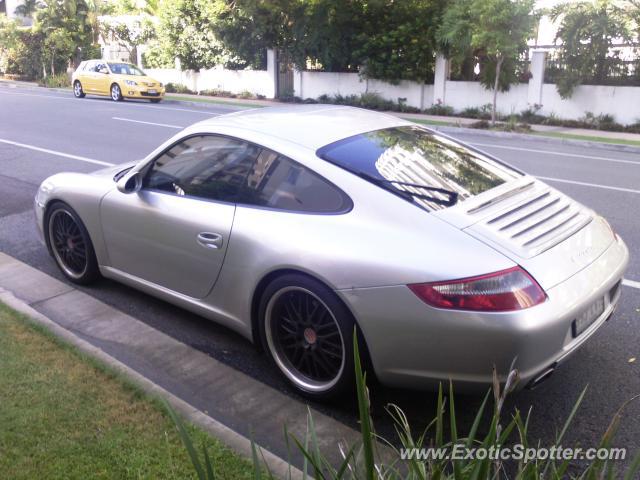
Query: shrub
39,73,70,89
164,82,195,94
470,119,491,129
358,92,395,110
198,88,236,98
461,104,493,120
315,92,421,113
579,112,624,132
518,104,546,124
423,101,455,116
168,334,640,479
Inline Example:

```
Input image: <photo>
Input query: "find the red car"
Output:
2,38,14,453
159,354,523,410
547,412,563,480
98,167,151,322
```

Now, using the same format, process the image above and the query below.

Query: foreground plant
169,335,640,479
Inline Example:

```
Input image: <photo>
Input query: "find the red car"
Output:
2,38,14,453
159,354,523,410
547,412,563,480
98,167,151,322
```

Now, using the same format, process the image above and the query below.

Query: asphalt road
1,84,639,467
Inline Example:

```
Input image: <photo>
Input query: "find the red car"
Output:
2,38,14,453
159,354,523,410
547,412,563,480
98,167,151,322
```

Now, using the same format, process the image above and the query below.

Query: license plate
148,89,157,94
573,297,605,337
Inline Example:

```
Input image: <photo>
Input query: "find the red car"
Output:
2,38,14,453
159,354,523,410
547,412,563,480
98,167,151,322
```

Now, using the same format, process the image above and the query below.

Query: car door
93,61,111,94
100,134,262,298
79,60,96,91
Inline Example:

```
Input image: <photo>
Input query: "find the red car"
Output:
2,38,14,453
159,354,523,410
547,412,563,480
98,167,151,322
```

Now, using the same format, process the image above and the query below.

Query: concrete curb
0,287,304,480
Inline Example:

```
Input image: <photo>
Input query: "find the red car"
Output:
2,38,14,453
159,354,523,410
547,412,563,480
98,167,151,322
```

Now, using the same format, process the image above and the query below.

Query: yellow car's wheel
150,99,161,103
73,81,85,98
110,83,123,101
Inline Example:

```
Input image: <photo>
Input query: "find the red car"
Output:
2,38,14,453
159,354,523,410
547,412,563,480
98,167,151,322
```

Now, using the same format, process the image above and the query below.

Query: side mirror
117,171,142,194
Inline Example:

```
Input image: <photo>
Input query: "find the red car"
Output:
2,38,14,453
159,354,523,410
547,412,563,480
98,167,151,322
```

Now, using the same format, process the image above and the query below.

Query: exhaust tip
526,365,556,390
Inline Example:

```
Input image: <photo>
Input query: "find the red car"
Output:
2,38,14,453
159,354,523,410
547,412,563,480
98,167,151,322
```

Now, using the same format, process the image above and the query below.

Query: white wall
298,72,364,98
144,67,276,99
296,71,433,110
444,81,530,115
540,84,640,125
147,57,640,125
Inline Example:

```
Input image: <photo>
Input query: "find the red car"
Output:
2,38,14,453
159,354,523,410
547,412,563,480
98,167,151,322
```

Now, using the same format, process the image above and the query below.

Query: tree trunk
491,55,503,125
51,54,55,77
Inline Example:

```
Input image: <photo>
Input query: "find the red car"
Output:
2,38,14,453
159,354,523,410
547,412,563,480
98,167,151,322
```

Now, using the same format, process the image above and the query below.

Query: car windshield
316,126,522,210
107,63,146,76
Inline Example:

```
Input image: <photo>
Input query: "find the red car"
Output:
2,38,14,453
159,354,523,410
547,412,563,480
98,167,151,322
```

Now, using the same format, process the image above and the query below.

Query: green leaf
164,401,206,480
354,330,375,480
203,442,216,480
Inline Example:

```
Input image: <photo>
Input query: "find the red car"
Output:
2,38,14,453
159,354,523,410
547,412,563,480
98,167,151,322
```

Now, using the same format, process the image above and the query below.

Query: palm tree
13,0,42,18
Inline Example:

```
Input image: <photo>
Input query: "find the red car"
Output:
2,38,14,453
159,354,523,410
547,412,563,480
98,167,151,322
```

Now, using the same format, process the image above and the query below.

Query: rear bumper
338,235,629,392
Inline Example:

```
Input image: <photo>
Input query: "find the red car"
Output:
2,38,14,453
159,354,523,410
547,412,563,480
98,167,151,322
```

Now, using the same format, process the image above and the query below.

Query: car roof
192,105,412,150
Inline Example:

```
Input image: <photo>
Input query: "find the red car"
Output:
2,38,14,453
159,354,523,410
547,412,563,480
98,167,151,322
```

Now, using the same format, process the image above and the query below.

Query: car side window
94,62,107,73
144,135,261,203
236,149,350,213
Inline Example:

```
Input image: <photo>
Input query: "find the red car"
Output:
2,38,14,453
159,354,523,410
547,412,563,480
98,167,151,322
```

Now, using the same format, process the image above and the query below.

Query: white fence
145,50,640,125
145,67,276,99
143,50,277,99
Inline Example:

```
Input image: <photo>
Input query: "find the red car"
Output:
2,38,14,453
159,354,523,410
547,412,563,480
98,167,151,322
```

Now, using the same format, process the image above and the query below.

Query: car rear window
316,126,522,210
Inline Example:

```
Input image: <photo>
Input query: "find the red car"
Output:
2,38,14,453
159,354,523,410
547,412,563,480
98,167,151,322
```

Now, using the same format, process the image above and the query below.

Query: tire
45,202,100,285
259,273,356,400
73,81,85,98
150,98,162,103
110,83,123,101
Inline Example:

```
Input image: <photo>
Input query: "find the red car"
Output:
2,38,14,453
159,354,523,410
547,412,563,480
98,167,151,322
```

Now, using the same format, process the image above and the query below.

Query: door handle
196,232,223,249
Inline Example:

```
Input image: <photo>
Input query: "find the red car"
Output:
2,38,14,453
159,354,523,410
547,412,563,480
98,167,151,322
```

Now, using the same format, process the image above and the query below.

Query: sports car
34,106,629,399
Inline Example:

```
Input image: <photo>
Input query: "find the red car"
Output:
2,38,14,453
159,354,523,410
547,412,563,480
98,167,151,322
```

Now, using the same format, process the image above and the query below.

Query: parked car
72,60,165,103
34,106,629,399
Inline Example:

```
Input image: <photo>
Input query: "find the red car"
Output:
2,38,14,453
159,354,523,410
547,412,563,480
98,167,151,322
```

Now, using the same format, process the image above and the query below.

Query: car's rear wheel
110,83,123,101
46,202,100,285
259,274,356,400
73,81,85,98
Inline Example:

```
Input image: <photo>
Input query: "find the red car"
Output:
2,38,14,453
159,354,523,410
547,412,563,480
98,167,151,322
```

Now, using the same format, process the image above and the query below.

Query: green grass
531,130,640,147
0,302,253,480
401,117,457,127
164,94,263,109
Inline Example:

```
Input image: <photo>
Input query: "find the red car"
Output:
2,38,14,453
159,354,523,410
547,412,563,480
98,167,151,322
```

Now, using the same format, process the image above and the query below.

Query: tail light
408,266,546,312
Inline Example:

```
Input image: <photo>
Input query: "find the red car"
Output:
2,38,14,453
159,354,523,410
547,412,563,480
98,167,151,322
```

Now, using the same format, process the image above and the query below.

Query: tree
100,16,155,64
151,0,229,71
210,0,446,80
0,17,46,79
36,0,100,74
354,0,446,83
438,0,536,123
13,0,42,18
551,0,633,98
43,28,74,76
206,0,308,70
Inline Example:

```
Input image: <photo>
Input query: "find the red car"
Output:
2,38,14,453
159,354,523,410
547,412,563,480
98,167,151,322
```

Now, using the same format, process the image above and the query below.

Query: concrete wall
294,71,434,110
147,49,640,125
145,67,276,98
143,49,277,99
444,81,530,115
539,84,640,125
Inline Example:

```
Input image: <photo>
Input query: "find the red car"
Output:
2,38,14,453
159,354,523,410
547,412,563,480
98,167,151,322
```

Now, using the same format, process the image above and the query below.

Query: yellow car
72,60,165,103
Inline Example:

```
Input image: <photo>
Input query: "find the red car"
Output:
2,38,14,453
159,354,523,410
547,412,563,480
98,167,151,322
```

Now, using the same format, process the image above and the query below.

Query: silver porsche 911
35,105,629,399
